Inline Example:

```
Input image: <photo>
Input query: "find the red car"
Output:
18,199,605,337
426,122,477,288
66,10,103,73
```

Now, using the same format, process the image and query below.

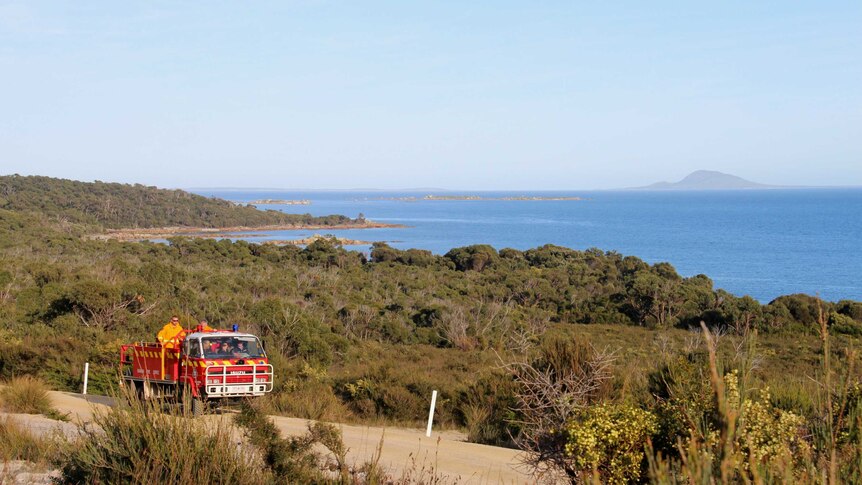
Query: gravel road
8,391,533,484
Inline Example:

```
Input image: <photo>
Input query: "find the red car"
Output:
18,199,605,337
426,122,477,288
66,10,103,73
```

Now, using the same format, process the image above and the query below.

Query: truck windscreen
202,336,265,359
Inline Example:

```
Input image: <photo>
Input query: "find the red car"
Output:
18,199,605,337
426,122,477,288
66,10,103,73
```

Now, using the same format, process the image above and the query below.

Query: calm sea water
192,189,862,303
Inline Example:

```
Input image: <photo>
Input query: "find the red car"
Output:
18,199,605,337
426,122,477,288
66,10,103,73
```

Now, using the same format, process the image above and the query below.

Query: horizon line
184,185,862,192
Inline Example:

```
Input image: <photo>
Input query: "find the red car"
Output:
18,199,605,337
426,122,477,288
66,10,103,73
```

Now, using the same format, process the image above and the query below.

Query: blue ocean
192,189,862,303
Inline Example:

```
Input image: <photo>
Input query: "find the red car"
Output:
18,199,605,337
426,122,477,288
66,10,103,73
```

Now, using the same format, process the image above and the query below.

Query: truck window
188,339,202,358
202,336,266,359
203,338,226,358
231,337,265,358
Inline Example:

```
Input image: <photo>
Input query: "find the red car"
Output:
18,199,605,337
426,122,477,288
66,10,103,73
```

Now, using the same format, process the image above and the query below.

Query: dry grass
0,376,66,421
0,416,62,465
60,389,270,484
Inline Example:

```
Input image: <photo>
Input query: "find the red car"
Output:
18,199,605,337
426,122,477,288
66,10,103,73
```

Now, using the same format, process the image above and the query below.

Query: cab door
181,338,202,381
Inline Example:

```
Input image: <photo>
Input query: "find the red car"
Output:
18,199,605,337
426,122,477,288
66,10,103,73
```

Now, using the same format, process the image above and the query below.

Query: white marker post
426,390,438,437
82,362,89,395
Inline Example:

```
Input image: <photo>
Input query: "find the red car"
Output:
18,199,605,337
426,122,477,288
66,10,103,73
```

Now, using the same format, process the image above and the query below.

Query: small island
248,199,311,205
499,196,584,201
362,194,584,202
631,170,776,190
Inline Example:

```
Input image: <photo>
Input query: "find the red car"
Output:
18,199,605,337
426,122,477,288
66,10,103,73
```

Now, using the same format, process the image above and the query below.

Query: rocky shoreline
88,221,405,242
262,234,376,246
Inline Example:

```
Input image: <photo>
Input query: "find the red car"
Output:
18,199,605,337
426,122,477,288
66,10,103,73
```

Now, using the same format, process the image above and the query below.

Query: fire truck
120,326,274,415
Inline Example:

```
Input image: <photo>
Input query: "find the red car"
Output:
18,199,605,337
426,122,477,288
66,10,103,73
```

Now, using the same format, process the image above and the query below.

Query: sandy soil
0,412,78,440
31,391,532,484
268,416,530,483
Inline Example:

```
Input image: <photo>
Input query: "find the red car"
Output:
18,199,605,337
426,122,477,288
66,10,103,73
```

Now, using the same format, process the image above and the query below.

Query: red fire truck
120,327,274,414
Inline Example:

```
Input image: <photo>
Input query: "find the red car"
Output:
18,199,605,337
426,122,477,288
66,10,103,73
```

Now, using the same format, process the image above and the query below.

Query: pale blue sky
1,1,860,189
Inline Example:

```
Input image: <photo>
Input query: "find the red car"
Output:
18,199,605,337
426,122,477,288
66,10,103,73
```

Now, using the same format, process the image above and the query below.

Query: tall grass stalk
813,300,859,485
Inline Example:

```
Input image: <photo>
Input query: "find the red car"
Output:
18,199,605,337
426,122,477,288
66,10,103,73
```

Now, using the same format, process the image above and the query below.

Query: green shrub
648,353,715,456
233,401,328,483
444,245,499,272
830,311,862,336
458,371,518,446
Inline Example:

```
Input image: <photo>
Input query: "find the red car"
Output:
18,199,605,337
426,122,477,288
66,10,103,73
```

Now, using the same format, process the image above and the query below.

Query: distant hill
632,170,774,190
0,174,356,229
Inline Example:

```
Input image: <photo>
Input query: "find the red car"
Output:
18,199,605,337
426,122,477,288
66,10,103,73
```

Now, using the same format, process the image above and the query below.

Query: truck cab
120,328,274,414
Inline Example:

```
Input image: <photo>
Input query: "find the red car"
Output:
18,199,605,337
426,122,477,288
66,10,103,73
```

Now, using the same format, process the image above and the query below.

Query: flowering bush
738,388,807,466
722,371,808,469
565,402,657,484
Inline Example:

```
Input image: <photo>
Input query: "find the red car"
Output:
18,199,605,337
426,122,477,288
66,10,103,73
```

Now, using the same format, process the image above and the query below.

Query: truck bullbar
204,364,274,397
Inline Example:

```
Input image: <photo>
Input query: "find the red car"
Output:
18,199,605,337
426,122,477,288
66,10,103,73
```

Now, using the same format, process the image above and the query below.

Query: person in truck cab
218,340,233,356
157,316,184,349
233,340,249,357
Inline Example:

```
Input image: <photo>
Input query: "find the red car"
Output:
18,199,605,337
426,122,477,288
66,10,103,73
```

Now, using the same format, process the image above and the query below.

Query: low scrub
59,392,270,484
234,401,452,484
234,401,334,483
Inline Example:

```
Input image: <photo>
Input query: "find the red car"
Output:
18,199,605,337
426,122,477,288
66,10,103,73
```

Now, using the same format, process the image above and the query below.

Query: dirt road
40,391,532,484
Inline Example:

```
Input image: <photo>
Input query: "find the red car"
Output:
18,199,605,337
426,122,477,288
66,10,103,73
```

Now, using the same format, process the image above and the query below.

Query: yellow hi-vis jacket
157,322,184,349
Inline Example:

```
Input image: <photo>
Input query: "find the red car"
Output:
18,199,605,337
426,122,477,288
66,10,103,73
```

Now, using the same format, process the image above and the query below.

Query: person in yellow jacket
157,315,184,349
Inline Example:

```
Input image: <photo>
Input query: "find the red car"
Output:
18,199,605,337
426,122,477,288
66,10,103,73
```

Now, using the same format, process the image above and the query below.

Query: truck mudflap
203,364,274,398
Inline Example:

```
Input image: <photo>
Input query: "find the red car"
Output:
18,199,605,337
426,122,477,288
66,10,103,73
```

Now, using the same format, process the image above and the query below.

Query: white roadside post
426,390,438,438
82,362,89,395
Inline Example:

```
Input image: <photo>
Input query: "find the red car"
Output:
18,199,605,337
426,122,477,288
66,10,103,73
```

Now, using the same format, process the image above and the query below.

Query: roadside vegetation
1,174,861,482
0,376,66,420
0,416,63,466
61,390,270,484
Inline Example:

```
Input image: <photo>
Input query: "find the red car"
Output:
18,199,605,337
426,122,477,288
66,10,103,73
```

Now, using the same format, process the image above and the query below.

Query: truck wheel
121,380,141,407
142,381,153,400
192,397,204,417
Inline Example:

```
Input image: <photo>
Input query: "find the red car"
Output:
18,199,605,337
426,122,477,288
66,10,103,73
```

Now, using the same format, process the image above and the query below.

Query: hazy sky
1,1,860,190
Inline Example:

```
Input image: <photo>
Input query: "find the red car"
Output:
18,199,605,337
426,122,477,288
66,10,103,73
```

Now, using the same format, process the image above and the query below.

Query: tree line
0,174,355,229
